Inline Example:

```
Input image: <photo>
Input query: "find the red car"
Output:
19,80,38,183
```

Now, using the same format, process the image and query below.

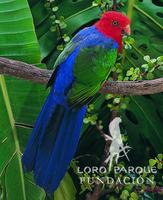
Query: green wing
67,46,117,106
47,27,101,87
47,40,77,87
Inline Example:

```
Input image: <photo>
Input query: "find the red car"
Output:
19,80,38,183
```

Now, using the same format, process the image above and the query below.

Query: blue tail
22,88,87,193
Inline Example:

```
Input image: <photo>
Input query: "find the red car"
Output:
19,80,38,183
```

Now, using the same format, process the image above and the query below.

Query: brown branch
0,57,163,95
0,57,51,84
113,0,117,11
102,185,163,198
144,186,163,194
86,185,102,200
100,79,163,95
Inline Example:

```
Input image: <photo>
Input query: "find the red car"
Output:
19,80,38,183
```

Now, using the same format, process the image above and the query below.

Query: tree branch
0,57,51,84
0,57,163,95
113,0,117,11
100,79,163,95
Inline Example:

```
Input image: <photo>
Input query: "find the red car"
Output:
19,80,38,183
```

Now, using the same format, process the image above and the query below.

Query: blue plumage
22,25,118,193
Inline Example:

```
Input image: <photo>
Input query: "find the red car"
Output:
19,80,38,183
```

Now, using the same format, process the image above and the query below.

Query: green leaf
130,192,138,200
123,0,163,69
157,162,162,170
122,96,163,161
54,173,76,200
158,66,163,71
0,0,46,199
120,190,129,200
0,1,40,62
2,155,45,200
149,159,157,167
24,173,45,200
28,0,101,65
52,6,59,12
144,55,150,62
113,97,121,104
146,72,154,80
157,154,163,161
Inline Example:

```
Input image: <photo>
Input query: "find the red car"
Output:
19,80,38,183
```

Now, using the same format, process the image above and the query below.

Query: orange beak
123,25,131,35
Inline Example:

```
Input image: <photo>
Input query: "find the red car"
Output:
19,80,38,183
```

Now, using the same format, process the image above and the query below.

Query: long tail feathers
22,90,86,193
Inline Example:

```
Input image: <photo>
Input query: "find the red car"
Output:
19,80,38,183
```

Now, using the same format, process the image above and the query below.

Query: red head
95,11,131,52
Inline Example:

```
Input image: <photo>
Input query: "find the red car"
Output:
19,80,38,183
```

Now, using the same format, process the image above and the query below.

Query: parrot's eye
112,20,119,27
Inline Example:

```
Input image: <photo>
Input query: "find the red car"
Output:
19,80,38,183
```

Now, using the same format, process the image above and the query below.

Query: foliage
0,0,162,200
149,154,163,170
0,0,46,199
54,173,76,200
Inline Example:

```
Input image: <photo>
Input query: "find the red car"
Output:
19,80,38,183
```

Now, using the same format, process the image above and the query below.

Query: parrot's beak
122,25,131,36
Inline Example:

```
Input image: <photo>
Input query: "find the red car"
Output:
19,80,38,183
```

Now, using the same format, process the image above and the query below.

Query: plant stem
0,76,26,200
122,49,127,65
127,0,135,19
48,1,64,42
122,0,135,65
113,0,117,11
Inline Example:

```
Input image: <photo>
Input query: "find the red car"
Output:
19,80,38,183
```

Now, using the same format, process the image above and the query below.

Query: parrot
22,11,130,194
